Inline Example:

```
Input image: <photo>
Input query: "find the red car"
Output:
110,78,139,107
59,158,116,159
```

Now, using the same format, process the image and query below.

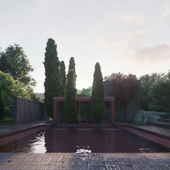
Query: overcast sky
0,0,170,93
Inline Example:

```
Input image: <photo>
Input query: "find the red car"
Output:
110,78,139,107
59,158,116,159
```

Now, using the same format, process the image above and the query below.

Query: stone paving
115,123,170,139
0,120,54,138
0,153,170,170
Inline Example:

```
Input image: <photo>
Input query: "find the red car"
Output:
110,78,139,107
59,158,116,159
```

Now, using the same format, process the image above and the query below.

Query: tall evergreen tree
68,57,75,72
0,85,5,121
60,61,66,96
44,38,62,118
91,62,105,123
64,70,77,123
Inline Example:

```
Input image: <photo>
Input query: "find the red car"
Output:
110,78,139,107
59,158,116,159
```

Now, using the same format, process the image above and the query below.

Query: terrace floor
0,120,170,169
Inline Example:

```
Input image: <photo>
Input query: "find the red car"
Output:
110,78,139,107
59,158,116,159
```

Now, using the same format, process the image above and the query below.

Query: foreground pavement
0,153,170,170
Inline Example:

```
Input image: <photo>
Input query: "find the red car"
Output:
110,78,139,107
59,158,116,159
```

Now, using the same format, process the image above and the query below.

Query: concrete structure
53,96,115,124
104,80,141,121
13,97,48,124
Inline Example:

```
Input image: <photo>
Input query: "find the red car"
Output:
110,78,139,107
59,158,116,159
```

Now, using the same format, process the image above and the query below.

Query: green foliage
4,106,13,118
60,61,66,96
68,57,77,80
0,71,29,109
78,86,91,97
160,113,170,118
29,92,41,102
44,38,62,118
0,85,5,121
140,71,170,112
64,70,77,124
68,57,76,72
25,86,40,102
0,44,36,88
148,78,170,112
91,62,105,123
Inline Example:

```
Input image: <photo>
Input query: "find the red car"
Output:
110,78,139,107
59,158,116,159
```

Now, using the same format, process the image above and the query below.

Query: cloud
97,32,146,50
162,3,170,17
129,43,170,66
116,13,148,25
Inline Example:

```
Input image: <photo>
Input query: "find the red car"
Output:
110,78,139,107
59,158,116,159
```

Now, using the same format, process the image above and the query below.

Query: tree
78,86,91,97
0,44,36,88
0,71,29,107
26,86,40,102
108,72,141,121
68,57,77,79
148,78,170,112
60,61,66,96
0,71,30,118
0,85,5,121
139,72,167,111
91,62,105,123
68,57,76,72
44,38,62,118
64,70,77,123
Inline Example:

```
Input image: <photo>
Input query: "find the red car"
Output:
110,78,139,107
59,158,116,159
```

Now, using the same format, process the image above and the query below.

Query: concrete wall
13,97,49,124
104,80,141,122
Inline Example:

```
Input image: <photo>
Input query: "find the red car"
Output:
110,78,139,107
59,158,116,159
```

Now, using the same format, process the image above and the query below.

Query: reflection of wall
13,97,49,124
80,102,92,122
57,102,65,123
103,102,111,123
104,80,141,121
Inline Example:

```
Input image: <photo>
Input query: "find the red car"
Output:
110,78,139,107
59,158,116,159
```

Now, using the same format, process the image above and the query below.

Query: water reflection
0,127,169,153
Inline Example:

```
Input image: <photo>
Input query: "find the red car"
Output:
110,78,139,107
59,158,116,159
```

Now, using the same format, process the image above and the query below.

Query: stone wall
13,97,48,124
104,80,141,122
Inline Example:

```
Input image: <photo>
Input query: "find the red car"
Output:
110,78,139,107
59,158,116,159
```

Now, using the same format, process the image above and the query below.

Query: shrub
0,85,5,121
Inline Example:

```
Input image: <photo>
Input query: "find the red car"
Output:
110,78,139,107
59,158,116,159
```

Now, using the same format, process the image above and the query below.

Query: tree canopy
0,71,30,114
78,86,91,97
108,72,141,121
140,71,170,112
0,44,36,88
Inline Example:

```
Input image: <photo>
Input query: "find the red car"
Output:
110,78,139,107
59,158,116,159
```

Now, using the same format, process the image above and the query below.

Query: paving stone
0,153,170,169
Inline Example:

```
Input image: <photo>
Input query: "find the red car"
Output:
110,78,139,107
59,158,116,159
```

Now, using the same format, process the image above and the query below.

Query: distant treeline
35,93,44,100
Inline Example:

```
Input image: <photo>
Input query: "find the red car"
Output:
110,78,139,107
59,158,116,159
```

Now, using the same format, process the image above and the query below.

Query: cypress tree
60,61,66,96
68,57,76,72
64,70,77,124
91,62,105,123
43,38,62,118
0,85,5,121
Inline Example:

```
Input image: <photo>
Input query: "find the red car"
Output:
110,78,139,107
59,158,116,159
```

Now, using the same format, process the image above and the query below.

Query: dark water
0,126,169,153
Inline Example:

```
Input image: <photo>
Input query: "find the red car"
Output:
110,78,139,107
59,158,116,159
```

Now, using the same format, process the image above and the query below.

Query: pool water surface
0,126,169,153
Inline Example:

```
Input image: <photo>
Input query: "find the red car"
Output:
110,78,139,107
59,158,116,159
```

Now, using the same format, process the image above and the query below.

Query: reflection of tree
0,131,45,152
45,128,54,152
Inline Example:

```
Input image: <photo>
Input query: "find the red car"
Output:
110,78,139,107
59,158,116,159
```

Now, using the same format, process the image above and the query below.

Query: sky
0,0,170,93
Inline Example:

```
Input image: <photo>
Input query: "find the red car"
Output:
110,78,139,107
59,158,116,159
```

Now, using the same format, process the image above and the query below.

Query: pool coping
113,123,170,140
1,122,169,141
0,123,56,138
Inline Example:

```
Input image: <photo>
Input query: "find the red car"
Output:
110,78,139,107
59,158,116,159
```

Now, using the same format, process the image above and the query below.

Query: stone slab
0,153,170,169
